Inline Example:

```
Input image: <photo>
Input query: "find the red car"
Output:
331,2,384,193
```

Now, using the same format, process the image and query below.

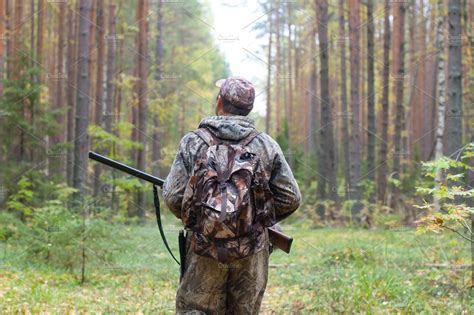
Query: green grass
1,220,472,313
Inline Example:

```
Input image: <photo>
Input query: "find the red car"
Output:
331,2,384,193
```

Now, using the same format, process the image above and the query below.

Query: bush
3,179,115,278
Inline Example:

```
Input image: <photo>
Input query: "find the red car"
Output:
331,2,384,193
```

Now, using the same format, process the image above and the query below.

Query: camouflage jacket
163,115,301,224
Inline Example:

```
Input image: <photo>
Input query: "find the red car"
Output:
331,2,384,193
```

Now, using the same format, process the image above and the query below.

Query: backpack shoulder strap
192,128,217,147
242,129,262,146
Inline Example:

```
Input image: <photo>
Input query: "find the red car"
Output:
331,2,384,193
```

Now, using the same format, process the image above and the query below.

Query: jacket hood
198,115,255,141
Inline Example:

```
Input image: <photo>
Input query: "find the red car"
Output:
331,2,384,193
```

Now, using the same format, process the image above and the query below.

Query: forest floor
0,221,472,314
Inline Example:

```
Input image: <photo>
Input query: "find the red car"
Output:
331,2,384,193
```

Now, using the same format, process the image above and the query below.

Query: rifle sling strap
153,185,180,265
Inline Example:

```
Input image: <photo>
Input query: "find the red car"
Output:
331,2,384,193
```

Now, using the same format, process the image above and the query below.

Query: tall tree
445,0,463,156
55,1,66,133
265,6,273,135
377,0,391,203
316,0,338,217
135,0,149,218
87,0,96,118
12,0,22,73
275,4,282,135
316,0,327,215
33,0,43,165
433,0,446,212
36,0,44,83
13,0,24,160
5,0,11,77
51,0,66,178
0,0,5,95
72,0,92,196
66,1,78,186
418,0,430,160
152,0,163,176
307,20,317,155
366,0,376,203
104,1,116,139
428,5,440,161
286,3,293,165
408,0,419,153
390,1,406,210
348,0,363,218
93,0,105,196
338,0,350,200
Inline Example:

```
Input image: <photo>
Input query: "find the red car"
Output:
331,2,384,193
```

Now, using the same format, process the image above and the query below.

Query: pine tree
390,2,407,210
366,0,376,203
135,0,149,219
377,0,391,204
348,0,363,218
72,0,93,197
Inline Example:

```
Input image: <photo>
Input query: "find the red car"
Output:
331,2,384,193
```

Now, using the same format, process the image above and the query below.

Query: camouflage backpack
181,128,275,263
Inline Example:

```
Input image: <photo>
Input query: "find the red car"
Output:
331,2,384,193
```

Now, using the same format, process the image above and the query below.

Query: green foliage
3,182,114,273
415,144,473,242
6,176,34,216
0,212,26,242
360,179,376,201
89,125,143,153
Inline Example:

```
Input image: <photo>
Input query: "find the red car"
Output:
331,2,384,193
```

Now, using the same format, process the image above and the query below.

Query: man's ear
216,95,224,115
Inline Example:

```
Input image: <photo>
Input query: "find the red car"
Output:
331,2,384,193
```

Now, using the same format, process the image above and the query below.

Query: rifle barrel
88,151,164,187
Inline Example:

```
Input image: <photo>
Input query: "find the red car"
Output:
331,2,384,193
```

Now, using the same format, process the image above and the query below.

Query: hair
220,95,252,116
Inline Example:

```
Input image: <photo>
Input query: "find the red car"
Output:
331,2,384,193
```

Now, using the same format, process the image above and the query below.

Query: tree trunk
66,1,79,187
93,0,105,196
265,7,273,135
445,0,463,157
5,0,11,77
51,1,66,178
406,0,419,164
152,0,163,177
55,2,66,139
29,0,33,82
433,0,446,212
135,0,149,220
338,0,350,200
407,0,417,156
360,20,366,157
275,5,281,135
12,0,22,73
418,0,429,160
348,0,363,219
87,0,96,122
390,2,406,210
366,0,376,203
104,1,116,137
316,0,327,217
0,0,5,96
36,0,44,83
286,4,293,166
429,4,440,161
13,0,23,161
308,20,317,156
72,0,92,197
105,1,116,209
316,0,338,216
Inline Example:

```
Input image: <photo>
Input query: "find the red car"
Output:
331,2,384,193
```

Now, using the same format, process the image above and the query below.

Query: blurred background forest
0,0,473,313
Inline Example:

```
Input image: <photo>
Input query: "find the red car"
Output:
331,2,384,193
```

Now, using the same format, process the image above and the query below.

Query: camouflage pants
176,233,270,315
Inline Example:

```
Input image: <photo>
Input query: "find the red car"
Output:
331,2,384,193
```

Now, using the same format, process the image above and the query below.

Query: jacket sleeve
162,134,195,219
268,140,301,222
